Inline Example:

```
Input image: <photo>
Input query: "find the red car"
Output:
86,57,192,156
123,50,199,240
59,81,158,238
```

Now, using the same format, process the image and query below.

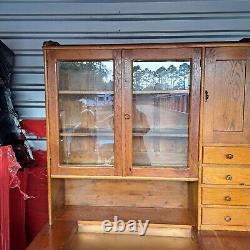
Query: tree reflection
133,62,190,91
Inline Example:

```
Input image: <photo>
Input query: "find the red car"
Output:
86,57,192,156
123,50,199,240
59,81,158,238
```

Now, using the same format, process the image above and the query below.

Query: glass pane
58,61,114,166
59,61,113,91
132,61,190,168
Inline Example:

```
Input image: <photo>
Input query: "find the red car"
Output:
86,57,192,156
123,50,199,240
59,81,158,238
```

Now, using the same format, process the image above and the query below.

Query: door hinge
205,90,209,102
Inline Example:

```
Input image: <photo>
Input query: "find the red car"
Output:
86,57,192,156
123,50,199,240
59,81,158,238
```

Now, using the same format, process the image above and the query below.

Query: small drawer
202,207,250,226
203,146,250,164
202,187,250,206
202,166,250,185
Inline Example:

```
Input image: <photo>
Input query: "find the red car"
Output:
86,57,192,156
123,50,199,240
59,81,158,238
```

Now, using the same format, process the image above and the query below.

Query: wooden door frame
44,48,123,177
122,47,201,178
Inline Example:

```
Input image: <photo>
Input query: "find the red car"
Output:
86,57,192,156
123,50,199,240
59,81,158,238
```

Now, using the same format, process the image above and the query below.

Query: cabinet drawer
203,147,250,164
202,187,250,206
202,207,250,226
202,166,250,185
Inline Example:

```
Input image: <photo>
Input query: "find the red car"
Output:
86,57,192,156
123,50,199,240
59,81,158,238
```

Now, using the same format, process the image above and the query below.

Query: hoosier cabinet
27,41,250,249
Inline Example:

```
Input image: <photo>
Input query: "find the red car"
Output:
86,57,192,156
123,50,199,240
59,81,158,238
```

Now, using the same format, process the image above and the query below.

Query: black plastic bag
0,41,33,166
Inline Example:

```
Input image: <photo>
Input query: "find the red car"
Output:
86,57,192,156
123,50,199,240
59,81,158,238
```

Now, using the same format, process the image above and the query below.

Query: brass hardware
224,216,232,222
226,153,234,159
225,175,233,181
124,113,131,119
224,196,231,201
205,90,209,102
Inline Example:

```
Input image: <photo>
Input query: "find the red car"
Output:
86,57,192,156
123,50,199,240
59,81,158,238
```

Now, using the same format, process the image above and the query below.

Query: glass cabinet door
46,48,123,176
132,61,190,167
123,48,201,178
58,61,114,167
46,47,200,178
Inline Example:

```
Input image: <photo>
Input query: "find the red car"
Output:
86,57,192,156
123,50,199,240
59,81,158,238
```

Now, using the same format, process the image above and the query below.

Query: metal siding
1,1,249,150
0,1,250,117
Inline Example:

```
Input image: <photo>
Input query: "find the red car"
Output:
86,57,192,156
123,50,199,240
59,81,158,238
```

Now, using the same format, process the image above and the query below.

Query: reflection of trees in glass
60,61,113,89
133,62,190,91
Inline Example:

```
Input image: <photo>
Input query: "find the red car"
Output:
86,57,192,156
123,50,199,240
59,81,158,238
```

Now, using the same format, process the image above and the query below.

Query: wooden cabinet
32,42,250,249
199,46,250,232
44,45,201,179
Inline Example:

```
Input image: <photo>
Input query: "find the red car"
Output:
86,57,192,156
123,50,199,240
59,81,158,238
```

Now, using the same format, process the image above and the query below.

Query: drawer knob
224,196,231,201
224,216,232,222
225,153,234,159
124,113,131,119
225,175,233,181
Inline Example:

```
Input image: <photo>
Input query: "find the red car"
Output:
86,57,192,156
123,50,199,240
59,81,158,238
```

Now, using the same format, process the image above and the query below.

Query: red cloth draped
0,146,12,250
0,146,48,250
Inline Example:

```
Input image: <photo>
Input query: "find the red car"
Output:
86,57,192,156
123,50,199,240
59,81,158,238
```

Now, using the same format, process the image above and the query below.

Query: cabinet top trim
43,41,250,50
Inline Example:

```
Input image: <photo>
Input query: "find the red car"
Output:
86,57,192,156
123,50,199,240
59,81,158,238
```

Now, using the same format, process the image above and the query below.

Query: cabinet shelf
60,205,194,226
134,163,186,168
59,90,114,95
133,128,188,138
59,90,188,95
133,90,189,95
60,128,114,137
60,128,188,138
60,132,114,137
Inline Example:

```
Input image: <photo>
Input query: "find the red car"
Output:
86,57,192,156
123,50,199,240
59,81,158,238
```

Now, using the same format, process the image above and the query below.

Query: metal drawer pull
224,216,232,222
225,153,234,159
124,113,131,119
224,196,231,201
225,175,233,181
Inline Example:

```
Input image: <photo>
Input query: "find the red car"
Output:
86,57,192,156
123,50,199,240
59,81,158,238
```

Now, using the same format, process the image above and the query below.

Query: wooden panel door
122,48,201,178
203,47,250,145
44,48,123,177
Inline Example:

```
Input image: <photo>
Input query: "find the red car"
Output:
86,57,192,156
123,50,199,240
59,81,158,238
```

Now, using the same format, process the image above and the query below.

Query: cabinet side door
203,47,250,145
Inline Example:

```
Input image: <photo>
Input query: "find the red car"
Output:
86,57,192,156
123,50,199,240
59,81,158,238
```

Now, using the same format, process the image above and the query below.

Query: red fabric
0,146,11,250
20,120,46,138
8,149,48,250
9,172,27,250
1,118,48,250
25,150,48,244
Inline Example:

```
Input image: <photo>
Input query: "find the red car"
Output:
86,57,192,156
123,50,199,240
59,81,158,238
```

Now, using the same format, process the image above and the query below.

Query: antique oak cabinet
28,41,250,248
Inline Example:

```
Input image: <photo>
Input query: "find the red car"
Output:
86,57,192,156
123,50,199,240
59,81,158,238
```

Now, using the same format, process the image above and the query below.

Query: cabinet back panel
65,179,188,208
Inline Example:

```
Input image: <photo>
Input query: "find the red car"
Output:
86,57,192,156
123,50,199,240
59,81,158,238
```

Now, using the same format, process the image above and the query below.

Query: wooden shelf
59,90,187,95
60,128,113,136
60,128,188,138
27,206,196,249
60,132,114,137
133,90,189,95
134,164,186,168
26,220,77,250
133,128,188,138
58,206,194,226
59,90,114,95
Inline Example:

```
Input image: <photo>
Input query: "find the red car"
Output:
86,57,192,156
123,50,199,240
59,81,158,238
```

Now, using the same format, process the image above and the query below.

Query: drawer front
203,146,250,164
202,166,250,185
202,207,250,226
202,187,250,206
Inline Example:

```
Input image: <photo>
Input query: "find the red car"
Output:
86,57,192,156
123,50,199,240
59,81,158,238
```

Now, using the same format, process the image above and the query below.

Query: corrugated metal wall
1,0,250,149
